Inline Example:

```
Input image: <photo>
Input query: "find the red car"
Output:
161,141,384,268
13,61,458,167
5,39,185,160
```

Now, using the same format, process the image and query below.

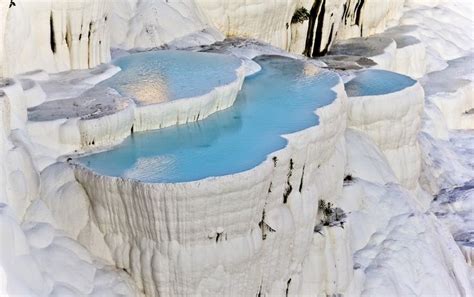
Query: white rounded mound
345,69,424,190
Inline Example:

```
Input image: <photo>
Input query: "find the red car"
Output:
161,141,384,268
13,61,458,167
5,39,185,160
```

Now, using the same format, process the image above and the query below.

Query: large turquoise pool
345,69,416,97
78,54,339,183
98,50,241,104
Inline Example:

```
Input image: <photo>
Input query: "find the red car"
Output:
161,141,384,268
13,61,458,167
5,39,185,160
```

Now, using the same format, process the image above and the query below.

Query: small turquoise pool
78,55,339,183
345,69,416,97
98,50,241,104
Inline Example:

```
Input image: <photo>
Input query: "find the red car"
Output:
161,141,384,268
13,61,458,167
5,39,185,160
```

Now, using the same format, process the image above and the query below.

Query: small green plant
291,7,310,24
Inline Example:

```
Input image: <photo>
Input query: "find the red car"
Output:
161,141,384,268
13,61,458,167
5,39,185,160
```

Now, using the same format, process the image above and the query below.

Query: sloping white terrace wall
346,82,425,191
73,80,348,296
26,60,245,155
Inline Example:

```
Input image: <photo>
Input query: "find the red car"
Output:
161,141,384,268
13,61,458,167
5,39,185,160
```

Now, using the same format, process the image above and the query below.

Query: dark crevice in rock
87,22,93,66
259,208,276,240
303,0,323,57
355,0,365,27
286,278,292,297
256,284,263,297
299,165,305,193
342,3,348,24
319,22,335,56
312,0,327,57
65,19,72,50
50,12,56,54
283,159,294,203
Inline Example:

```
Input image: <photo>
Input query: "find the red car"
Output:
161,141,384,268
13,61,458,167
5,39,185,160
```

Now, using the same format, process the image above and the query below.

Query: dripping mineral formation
0,0,473,296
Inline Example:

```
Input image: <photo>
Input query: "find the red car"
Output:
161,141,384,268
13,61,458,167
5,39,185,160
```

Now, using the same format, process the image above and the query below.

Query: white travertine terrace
0,0,473,296
25,59,245,155
0,0,411,77
133,63,246,132
73,80,349,296
329,32,427,79
346,82,425,191
1,0,111,76
0,79,139,296
196,0,405,56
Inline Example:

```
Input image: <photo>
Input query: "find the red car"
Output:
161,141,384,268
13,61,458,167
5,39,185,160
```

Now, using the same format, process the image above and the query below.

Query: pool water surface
344,69,416,97
78,54,340,183
98,50,242,104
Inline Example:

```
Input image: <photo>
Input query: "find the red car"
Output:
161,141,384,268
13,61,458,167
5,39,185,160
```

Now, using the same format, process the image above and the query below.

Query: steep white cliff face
196,0,300,51
109,0,223,50
197,0,407,57
0,0,410,76
1,0,111,76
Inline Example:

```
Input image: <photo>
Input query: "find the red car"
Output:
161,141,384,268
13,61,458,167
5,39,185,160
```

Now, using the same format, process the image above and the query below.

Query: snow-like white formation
0,0,473,296
338,129,472,296
1,0,111,76
24,58,245,156
0,82,140,296
421,55,474,130
346,82,425,191
198,0,406,57
73,79,349,296
110,0,223,50
27,92,135,156
1,0,411,76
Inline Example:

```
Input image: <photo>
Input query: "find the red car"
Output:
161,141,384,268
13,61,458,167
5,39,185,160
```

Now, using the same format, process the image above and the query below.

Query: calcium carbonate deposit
0,0,473,296
77,55,340,182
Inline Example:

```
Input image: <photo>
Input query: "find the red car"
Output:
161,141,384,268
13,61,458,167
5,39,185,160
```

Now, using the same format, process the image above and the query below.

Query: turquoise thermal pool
345,69,417,97
98,50,242,104
78,54,340,183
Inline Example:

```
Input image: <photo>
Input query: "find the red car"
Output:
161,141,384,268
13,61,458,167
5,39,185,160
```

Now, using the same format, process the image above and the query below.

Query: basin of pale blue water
78,55,339,183
345,69,416,97
98,50,241,104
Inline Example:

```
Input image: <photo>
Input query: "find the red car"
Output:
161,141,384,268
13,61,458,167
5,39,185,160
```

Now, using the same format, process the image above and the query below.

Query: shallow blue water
345,69,416,97
78,54,339,183
98,50,241,103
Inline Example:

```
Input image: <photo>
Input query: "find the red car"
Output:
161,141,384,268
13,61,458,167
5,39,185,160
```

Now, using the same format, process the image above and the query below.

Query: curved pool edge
71,76,348,199
71,76,348,294
132,60,246,132
72,72,347,187
346,81,425,189
26,54,247,155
